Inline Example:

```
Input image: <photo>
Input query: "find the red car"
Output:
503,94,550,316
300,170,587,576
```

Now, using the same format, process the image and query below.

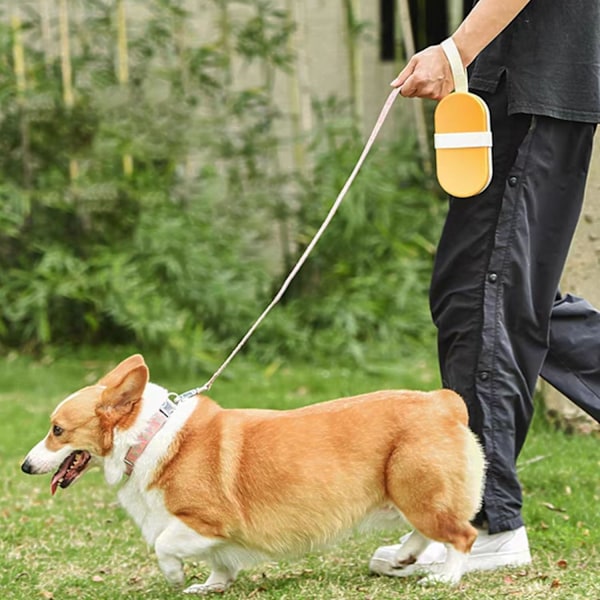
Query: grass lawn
1,350,598,599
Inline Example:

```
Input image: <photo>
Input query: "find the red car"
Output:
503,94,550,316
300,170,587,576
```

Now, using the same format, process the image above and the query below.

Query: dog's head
21,354,149,494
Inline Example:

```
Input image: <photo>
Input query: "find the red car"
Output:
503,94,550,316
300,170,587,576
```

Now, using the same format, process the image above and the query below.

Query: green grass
1,350,598,599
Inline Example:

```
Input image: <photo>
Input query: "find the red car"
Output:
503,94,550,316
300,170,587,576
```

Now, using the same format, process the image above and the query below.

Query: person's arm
392,0,531,100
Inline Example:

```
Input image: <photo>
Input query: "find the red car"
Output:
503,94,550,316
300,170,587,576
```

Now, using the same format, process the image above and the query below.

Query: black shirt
468,0,600,123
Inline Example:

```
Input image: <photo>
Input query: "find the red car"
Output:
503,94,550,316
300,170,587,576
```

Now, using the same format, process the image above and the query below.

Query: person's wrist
449,34,474,67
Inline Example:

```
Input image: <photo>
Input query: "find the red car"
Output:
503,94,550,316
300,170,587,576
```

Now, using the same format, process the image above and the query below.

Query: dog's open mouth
51,450,92,495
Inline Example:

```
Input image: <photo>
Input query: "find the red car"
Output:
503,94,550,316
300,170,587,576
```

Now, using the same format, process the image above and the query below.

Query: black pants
429,78,599,534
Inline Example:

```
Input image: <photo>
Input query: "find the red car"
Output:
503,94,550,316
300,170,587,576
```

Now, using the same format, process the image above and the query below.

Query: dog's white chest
113,395,199,545
118,483,172,545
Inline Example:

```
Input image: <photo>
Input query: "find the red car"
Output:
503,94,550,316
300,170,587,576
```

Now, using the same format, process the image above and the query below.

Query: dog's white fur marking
24,436,74,473
25,388,98,474
115,385,196,544
113,386,256,591
104,383,174,486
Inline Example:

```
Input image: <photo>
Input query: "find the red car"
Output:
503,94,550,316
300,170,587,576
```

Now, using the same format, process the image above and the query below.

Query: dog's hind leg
421,544,469,586
384,448,480,584
388,530,431,567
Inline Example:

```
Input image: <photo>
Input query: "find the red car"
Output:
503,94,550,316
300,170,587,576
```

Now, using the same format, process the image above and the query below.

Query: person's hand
391,45,455,100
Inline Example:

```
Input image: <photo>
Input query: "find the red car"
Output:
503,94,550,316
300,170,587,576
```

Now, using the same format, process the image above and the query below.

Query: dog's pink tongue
50,459,71,496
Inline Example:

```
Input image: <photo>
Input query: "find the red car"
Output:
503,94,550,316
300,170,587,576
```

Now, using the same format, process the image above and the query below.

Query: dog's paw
418,572,461,587
183,582,230,595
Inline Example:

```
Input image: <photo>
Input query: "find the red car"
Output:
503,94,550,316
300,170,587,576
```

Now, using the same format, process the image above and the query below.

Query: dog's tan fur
23,355,485,592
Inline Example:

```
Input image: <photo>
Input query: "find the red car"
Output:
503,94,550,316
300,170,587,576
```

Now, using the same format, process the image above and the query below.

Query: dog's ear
98,354,146,388
96,362,149,431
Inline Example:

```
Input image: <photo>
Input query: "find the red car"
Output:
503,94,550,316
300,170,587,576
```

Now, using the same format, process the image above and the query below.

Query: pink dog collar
123,400,177,476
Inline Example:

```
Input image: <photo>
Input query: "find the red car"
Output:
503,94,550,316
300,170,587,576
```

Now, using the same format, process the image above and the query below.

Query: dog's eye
52,425,64,437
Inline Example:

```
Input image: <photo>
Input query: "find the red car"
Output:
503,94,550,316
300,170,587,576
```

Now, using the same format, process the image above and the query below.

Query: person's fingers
391,45,454,100
390,61,415,90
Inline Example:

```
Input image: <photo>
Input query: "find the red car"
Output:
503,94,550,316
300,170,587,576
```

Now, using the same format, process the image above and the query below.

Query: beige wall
543,139,600,433
8,0,416,161
192,0,411,141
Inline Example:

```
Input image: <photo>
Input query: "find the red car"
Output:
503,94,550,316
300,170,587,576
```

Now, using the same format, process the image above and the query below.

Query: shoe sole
369,550,532,577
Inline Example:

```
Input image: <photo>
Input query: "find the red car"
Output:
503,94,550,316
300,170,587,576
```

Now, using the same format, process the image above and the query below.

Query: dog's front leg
154,520,222,588
155,531,186,587
183,566,238,595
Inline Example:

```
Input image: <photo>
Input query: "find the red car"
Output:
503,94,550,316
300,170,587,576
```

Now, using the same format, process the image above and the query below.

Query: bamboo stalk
447,0,464,32
11,7,32,188
397,0,432,176
173,2,193,186
116,0,133,176
254,2,290,272
11,13,26,94
58,0,78,180
215,0,233,87
285,0,310,174
341,0,363,125
116,0,129,85
39,0,53,75
174,5,189,97
58,0,74,109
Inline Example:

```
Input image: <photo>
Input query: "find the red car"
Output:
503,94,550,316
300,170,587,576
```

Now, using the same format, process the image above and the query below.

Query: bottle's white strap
441,37,468,93
434,131,492,149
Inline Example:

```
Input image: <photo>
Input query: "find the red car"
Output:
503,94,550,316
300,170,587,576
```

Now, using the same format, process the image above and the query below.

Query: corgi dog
22,354,485,594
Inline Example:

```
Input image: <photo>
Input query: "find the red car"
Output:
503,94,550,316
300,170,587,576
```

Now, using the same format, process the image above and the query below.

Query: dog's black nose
21,459,33,474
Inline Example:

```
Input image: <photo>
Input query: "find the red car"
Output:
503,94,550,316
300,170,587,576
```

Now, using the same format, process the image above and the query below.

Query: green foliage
263,96,441,361
0,1,443,366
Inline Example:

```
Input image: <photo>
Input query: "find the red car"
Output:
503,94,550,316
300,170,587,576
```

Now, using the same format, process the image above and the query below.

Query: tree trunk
542,141,600,434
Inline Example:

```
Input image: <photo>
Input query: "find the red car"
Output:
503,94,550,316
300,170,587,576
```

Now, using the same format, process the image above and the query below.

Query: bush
253,99,442,362
0,2,443,367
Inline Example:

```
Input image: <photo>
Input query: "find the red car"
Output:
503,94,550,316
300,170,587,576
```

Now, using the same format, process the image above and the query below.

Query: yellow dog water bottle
434,38,493,198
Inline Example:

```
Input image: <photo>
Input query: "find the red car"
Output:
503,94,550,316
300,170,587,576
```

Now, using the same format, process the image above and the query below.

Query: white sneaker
369,526,532,578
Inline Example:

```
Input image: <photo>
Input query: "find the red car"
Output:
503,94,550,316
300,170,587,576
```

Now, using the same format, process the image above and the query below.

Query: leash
184,87,402,398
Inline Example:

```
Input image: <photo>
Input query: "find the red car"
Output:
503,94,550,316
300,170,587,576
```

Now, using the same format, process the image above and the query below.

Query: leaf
542,502,566,513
